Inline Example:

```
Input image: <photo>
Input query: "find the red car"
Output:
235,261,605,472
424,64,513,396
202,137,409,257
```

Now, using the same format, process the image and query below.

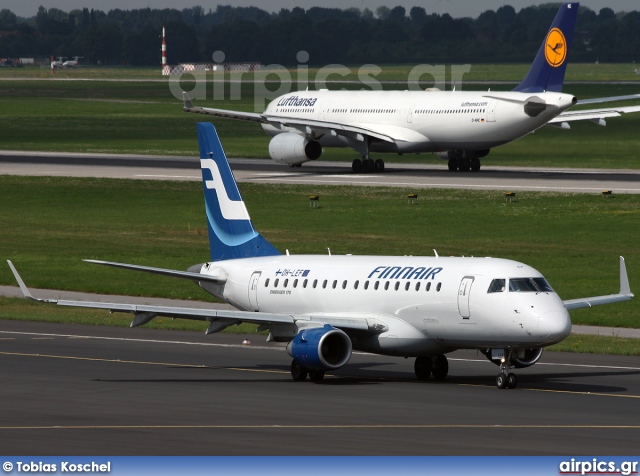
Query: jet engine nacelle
286,325,352,371
484,347,544,369
268,133,322,165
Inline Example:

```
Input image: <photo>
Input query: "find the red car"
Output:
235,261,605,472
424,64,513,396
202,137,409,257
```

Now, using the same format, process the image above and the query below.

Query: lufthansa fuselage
261,90,576,153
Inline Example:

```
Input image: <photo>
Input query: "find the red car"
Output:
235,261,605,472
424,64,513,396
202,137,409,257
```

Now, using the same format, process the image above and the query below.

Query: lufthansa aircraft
8,123,634,389
183,3,640,173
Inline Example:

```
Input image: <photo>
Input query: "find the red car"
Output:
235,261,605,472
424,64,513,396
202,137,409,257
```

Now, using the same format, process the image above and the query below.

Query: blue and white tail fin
197,122,281,262
513,2,578,93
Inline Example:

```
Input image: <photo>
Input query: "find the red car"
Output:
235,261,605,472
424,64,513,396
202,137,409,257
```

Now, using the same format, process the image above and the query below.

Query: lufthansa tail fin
513,3,579,93
197,122,280,261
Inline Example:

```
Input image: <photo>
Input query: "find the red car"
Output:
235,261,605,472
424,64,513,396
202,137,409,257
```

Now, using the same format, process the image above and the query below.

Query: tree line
0,4,638,66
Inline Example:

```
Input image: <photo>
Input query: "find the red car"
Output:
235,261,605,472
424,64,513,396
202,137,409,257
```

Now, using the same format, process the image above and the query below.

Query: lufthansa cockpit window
509,277,554,293
488,279,506,293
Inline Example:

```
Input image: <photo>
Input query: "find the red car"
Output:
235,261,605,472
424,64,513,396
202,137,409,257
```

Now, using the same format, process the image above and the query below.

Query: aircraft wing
183,92,396,143
563,257,634,310
550,105,640,124
7,260,387,335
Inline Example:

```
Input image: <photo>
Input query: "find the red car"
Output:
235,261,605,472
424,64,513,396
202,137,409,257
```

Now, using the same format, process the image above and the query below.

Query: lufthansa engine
268,133,322,165
286,325,352,371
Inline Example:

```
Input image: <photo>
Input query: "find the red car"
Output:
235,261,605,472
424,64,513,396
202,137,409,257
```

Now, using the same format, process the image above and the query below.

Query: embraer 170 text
183,3,640,173
9,123,634,389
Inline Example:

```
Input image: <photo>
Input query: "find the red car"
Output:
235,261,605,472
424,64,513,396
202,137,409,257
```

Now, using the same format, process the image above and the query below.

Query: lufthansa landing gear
414,354,449,381
352,157,384,173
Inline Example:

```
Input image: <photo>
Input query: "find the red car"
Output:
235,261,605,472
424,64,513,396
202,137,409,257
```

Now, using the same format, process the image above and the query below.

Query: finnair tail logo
201,158,251,221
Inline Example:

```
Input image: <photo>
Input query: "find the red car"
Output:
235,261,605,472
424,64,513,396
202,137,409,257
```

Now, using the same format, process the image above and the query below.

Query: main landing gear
495,350,518,389
291,359,325,382
352,156,384,173
414,354,449,381
447,156,481,172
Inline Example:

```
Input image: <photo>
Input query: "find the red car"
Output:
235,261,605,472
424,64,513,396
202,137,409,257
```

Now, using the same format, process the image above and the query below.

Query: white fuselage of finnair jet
196,254,572,356
261,90,577,153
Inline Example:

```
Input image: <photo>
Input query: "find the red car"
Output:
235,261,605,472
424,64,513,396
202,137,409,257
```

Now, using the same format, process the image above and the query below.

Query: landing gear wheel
470,157,481,172
447,157,459,172
309,369,325,382
351,159,362,173
506,373,518,389
374,159,385,173
496,373,507,389
363,158,375,173
459,157,471,172
414,356,433,380
291,360,308,381
432,354,449,381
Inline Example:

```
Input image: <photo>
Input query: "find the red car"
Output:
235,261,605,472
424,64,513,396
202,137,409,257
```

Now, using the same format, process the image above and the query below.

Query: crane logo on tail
545,28,567,68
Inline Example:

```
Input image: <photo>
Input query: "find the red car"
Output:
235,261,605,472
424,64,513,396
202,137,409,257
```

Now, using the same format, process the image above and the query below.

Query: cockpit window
488,279,506,293
509,277,554,293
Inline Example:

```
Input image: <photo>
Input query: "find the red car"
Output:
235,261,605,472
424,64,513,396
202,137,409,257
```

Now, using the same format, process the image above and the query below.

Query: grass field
0,176,638,332
1,65,639,356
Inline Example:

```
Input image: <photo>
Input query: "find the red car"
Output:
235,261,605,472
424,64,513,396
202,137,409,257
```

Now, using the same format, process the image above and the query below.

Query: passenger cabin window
274,279,279,288
436,283,442,292
264,278,270,287
354,280,359,290
488,279,506,293
303,279,308,288
284,279,288,288
374,281,379,290
313,279,318,288
293,279,298,288
364,281,369,290
509,277,554,293
342,280,347,289
332,280,337,289
322,280,327,289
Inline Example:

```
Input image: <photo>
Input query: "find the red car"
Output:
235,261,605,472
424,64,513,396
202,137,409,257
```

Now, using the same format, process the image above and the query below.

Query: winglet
620,256,633,297
183,91,194,110
7,260,56,303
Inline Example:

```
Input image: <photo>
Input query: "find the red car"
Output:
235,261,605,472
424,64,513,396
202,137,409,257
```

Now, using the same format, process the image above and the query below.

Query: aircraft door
407,103,416,123
457,276,474,319
486,100,497,122
320,101,330,121
248,271,261,311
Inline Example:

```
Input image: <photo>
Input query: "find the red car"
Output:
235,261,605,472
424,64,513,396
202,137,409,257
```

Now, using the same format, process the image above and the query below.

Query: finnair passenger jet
9,123,633,389
183,3,640,173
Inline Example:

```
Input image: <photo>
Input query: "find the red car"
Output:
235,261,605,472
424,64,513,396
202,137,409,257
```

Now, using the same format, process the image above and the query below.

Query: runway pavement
1,319,639,455
1,150,640,193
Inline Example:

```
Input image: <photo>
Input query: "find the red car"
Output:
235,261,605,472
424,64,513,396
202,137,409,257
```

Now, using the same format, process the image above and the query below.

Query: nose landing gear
496,350,518,389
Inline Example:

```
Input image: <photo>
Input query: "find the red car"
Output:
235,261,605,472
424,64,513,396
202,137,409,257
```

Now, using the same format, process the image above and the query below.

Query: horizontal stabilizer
84,259,226,284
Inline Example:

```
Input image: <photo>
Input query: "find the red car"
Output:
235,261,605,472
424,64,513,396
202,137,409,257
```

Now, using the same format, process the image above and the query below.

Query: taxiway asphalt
1,320,639,455
1,151,640,194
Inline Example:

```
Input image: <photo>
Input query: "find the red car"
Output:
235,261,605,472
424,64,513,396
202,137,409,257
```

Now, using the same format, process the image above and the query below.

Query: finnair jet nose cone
540,310,572,343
